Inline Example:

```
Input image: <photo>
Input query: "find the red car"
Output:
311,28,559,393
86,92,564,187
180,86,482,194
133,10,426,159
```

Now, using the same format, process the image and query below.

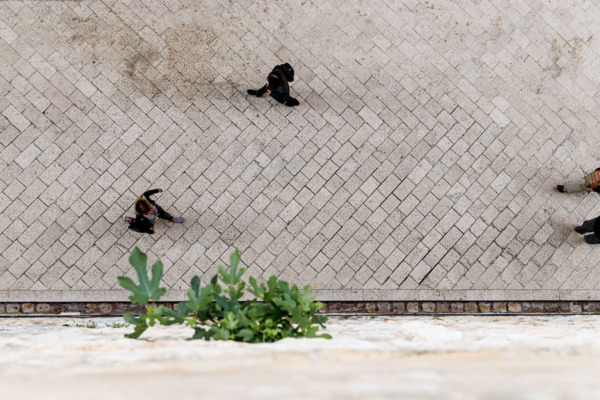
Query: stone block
436,302,450,313
6,304,19,313
450,302,464,313
22,303,35,313
523,302,544,313
66,303,83,312
0,303,4,314
99,303,113,314
583,302,600,313
376,302,391,313
365,302,377,313
130,304,145,312
114,303,130,314
464,302,478,313
507,302,522,313
544,302,560,313
479,302,491,313
421,302,435,313
84,303,98,314
406,302,418,313
569,302,582,313
492,302,507,313
531,302,545,313
36,303,52,313
391,302,405,314
52,304,66,314
352,302,366,313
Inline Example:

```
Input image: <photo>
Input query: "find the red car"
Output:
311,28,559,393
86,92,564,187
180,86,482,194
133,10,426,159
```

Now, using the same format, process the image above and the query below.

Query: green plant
63,320,97,329
104,322,130,328
117,247,331,342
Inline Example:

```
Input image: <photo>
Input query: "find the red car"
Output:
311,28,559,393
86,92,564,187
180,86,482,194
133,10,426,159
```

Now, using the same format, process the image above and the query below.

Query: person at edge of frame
556,168,600,194
574,215,600,244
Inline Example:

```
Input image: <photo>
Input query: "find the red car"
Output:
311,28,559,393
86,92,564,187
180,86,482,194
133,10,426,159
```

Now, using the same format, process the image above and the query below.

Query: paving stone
1,0,600,302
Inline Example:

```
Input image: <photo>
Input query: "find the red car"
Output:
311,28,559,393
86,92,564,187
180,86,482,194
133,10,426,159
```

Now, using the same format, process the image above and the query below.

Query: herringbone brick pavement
1,0,600,301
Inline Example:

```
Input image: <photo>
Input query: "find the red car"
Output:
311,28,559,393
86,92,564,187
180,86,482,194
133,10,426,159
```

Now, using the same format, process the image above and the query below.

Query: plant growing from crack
117,247,331,342
63,320,98,329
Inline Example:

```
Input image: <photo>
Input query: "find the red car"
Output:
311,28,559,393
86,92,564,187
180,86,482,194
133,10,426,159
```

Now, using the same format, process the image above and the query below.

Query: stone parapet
0,301,597,316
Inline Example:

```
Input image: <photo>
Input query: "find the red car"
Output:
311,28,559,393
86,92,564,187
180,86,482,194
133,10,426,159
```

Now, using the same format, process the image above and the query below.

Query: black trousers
251,85,299,106
153,203,173,221
579,217,598,233
254,84,268,96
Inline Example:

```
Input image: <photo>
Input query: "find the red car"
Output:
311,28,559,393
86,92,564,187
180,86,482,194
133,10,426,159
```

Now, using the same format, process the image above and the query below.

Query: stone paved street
1,0,600,301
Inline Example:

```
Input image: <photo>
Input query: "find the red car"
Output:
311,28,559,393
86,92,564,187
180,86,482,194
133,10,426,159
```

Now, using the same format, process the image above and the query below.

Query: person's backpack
274,63,294,82
585,170,600,189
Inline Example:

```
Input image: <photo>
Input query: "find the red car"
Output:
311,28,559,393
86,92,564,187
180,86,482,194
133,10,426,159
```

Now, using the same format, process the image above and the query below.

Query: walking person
124,188,184,234
574,215,600,244
247,63,299,107
557,168,600,193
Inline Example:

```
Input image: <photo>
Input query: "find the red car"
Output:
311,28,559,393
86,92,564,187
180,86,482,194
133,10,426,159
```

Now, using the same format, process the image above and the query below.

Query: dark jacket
269,64,299,107
128,189,160,234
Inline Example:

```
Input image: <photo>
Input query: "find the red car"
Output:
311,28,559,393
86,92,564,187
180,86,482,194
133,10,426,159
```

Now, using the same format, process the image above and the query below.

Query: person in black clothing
247,63,299,107
124,188,184,234
574,216,600,244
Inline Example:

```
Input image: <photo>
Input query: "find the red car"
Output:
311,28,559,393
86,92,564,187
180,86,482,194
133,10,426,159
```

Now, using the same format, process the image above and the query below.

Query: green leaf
237,328,254,342
222,311,238,331
273,293,296,313
214,293,231,312
211,326,231,341
191,276,201,296
230,249,245,282
219,249,246,285
162,304,188,325
192,326,211,340
248,277,265,298
186,284,214,312
123,312,149,339
117,247,166,304
218,264,230,284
